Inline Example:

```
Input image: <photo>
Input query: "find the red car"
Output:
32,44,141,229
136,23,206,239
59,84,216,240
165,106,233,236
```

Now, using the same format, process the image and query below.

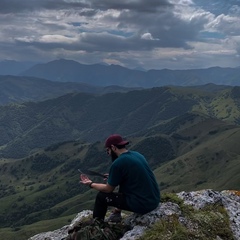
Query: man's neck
117,148,128,156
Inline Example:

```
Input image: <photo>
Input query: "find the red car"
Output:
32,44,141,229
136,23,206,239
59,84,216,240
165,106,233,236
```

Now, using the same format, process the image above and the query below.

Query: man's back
108,151,160,214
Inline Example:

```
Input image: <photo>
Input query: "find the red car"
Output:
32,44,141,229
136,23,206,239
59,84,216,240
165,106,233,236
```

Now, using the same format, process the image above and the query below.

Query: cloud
0,0,239,69
89,0,172,12
0,0,88,13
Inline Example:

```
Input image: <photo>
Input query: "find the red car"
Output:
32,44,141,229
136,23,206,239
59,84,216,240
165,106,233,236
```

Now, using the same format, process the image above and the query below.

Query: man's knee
96,191,109,202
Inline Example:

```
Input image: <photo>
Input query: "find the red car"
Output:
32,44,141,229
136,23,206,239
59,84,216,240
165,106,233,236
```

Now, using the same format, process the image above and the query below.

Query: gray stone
28,190,240,240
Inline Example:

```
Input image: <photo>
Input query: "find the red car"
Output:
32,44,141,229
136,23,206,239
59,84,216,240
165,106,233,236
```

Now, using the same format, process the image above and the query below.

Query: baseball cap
105,134,129,148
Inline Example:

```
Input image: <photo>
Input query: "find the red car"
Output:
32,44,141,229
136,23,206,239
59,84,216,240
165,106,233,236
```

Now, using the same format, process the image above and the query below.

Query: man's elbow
105,184,115,193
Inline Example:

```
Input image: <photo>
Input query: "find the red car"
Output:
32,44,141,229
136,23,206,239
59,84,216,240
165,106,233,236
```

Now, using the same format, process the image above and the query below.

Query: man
80,134,160,222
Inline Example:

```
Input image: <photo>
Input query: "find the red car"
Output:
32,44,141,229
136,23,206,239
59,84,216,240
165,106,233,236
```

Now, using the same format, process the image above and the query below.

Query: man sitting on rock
80,134,160,222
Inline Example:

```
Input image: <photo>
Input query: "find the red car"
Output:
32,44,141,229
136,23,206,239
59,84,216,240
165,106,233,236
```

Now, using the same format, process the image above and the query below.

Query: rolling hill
0,84,240,239
0,112,239,239
0,85,239,158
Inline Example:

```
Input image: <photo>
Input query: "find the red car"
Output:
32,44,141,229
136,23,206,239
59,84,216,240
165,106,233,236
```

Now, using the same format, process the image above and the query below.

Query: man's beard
111,151,118,162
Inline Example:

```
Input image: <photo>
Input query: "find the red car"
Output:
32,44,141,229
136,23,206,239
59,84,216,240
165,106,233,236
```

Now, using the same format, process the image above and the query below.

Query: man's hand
80,173,115,193
80,174,92,186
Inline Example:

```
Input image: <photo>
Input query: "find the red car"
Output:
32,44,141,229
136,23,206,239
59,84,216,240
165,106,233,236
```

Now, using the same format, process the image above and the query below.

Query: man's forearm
90,182,114,193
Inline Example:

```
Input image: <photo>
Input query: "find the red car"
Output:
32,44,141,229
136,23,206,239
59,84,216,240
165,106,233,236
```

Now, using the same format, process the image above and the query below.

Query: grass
0,190,96,240
154,126,240,193
139,194,234,240
0,214,75,240
139,215,191,240
0,107,240,238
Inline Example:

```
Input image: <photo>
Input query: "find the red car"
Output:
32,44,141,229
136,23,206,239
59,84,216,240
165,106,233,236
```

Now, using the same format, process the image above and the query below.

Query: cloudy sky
0,0,240,70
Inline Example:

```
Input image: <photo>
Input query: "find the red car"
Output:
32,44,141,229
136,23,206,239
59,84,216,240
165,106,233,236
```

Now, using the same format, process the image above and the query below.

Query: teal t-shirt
107,151,160,214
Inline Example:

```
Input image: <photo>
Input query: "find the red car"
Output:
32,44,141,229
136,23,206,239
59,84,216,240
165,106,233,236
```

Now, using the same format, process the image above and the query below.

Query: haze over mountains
0,60,36,75
0,59,240,240
19,59,240,87
1,59,240,88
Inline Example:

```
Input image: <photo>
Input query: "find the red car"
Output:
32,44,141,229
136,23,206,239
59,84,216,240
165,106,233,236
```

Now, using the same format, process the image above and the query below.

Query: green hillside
154,123,240,192
0,85,240,159
0,75,139,105
0,85,240,239
0,116,240,239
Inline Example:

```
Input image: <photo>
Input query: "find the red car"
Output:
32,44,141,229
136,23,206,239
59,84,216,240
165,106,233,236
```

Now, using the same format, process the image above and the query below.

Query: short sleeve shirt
108,151,160,214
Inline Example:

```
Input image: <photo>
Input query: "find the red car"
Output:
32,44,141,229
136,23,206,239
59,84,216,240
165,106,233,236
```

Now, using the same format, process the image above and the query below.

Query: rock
120,202,181,240
177,189,240,240
28,190,240,240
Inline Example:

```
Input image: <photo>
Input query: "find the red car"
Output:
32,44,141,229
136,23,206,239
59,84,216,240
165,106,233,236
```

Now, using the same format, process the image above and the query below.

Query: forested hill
0,85,240,158
0,75,139,105
1,84,240,239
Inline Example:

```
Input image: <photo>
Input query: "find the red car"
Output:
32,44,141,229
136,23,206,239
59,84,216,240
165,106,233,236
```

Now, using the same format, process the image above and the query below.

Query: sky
0,0,240,70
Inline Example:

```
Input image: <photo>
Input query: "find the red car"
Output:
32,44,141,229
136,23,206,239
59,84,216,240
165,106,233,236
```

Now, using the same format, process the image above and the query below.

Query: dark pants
93,192,132,220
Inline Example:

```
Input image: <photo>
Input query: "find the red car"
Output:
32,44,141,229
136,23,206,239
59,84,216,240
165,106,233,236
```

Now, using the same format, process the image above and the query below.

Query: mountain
0,85,240,158
20,59,146,87
0,119,240,239
20,59,240,87
0,75,140,105
0,84,240,239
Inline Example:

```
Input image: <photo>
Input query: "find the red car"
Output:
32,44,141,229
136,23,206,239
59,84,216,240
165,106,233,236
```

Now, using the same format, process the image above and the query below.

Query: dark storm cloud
4,0,199,51
89,0,172,13
0,0,172,15
14,32,158,52
0,0,88,13
0,0,239,69
0,0,199,49
113,3,210,49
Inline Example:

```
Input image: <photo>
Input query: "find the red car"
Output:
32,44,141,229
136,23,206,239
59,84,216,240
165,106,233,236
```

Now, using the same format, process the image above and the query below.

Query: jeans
93,192,131,220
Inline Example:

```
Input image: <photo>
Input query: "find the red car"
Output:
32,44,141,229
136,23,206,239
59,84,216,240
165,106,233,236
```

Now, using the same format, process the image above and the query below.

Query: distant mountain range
20,59,240,87
1,59,240,88
0,75,140,105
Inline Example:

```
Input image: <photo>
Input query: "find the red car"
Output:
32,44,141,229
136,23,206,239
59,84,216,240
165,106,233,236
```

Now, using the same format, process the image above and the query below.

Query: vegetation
140,193,234,240
0,84,240,239
0,85,240,158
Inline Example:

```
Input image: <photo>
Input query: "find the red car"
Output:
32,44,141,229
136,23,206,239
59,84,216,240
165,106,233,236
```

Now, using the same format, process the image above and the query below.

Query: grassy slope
1,123,240,239
2,85,240,159
0,86,240,239
0,215,75,240
154,127,240,193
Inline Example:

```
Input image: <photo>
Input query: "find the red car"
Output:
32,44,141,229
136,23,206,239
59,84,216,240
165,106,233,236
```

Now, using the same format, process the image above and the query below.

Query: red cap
105,134,129,148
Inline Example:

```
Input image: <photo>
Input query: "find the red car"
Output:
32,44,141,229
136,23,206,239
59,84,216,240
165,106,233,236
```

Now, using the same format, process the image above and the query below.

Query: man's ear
111,145,116,151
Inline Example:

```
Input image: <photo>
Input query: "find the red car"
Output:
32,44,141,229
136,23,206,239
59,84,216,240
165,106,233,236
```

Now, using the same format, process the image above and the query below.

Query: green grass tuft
139,200,234,240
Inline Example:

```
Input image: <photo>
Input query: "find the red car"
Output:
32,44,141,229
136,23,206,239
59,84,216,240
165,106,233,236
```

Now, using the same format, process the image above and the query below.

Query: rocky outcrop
28,189,240,240
177,190,240,240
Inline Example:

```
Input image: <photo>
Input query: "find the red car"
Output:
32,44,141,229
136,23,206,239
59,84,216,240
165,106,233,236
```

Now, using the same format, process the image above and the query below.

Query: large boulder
28,189,240,240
